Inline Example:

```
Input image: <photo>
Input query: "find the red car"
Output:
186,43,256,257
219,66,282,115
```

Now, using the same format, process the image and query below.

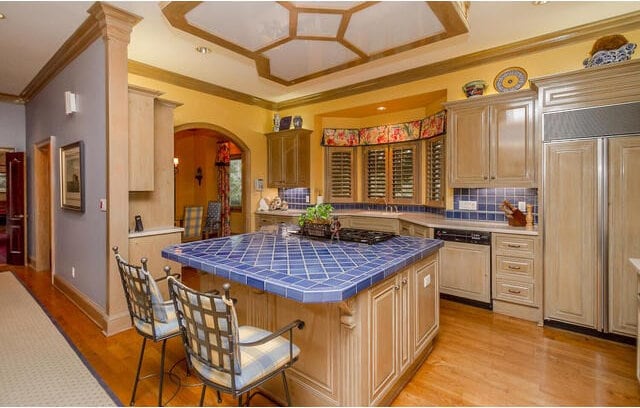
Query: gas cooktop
329,228,396,245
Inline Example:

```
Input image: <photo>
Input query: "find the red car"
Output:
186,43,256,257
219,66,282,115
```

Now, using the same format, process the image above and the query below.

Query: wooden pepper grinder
525,204,534,229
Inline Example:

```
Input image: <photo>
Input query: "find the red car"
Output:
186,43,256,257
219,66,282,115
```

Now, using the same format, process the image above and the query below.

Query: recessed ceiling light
376,106,387,111
195,46,211,54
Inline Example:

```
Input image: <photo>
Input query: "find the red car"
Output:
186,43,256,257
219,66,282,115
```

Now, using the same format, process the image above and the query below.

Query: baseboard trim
53,275,109,332
440,293,492,310
543,319,636,345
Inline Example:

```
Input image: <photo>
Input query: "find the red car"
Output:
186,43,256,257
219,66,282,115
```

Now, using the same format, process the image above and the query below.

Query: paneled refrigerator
543,103,640,339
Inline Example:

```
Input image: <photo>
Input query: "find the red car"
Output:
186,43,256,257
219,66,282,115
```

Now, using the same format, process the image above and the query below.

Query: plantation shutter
391,145,416,199
365,147,387,199
426,135,445,207
326,148,355,201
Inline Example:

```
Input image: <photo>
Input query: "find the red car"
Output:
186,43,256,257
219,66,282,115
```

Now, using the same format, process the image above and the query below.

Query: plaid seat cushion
134,302,180,338
190,325,300,390
183,206,203,239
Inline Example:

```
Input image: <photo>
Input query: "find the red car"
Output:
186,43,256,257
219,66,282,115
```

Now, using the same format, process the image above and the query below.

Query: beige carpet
0,272,120,406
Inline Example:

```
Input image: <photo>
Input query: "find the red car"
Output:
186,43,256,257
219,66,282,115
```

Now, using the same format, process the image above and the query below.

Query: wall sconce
173,157,179,174
195,167,203,185
65,91,78,115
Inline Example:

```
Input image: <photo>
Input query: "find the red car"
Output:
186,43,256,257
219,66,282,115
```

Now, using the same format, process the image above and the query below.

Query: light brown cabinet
445,90,536,188
254,213,299,230
128,85,163,191
439,241,490,303
266,128,311,188
492,233,542,322
399,220,431,238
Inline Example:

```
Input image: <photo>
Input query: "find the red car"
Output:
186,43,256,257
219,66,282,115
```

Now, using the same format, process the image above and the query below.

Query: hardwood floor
4,265,640,406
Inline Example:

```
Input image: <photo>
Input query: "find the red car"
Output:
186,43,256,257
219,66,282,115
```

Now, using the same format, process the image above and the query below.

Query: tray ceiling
162,1,469,85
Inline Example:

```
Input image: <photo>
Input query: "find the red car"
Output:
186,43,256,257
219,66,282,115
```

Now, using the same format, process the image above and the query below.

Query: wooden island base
199,251,439,406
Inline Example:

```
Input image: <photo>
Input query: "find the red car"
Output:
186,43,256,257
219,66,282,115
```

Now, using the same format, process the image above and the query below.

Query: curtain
215,142,231,236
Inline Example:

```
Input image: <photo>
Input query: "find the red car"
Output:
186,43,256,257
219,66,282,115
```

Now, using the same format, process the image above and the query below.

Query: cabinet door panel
544,140,598,328
448,105,490,186
368,278,398,403
412,259,438,357
282,134,298,186
267,136,283,187
608,136,640,336
491,98,535,185
439,241,490,303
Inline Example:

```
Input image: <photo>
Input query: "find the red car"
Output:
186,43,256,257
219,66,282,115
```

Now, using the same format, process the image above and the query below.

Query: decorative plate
493,67,528,92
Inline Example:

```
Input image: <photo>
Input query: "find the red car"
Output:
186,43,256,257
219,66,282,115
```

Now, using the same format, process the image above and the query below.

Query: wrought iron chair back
202,201,222,238
114,249,157,336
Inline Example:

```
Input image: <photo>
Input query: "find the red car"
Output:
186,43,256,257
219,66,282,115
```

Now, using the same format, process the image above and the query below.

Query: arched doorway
173,123,251,235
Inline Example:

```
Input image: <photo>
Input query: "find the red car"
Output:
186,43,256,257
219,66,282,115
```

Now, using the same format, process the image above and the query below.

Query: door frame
33,137,55,281
174,123,251,233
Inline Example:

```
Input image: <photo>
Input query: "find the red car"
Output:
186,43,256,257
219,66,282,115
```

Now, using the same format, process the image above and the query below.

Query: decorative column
88,2,141,335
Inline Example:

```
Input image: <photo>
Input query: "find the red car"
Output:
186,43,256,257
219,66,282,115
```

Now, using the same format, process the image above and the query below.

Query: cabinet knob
508,265,521,270
394,285,400,291
491,176,496,180
508,289,521,294
402,277,408,285
483,176,488,180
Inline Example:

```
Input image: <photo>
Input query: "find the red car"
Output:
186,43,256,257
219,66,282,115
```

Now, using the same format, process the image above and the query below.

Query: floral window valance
322,110,446,146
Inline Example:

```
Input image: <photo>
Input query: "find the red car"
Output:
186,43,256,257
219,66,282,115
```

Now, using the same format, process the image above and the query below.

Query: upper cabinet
266,128,311,188
445,90,536,188
128,85,163,191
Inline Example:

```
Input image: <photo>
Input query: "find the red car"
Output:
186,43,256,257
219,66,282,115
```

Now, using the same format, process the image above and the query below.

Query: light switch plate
518,201,526,212
459,200,477,210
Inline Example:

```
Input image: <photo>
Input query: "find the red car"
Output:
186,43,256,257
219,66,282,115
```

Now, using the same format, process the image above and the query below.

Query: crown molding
0,92,25,105
127,60,277,110
20,2,142,103
129,9,640,111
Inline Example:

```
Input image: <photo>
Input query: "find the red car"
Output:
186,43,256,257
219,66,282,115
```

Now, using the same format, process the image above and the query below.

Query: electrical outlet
518,201,526,212
423,274,431,288
305,195,310,203
72,266,76,278
459,200,477,210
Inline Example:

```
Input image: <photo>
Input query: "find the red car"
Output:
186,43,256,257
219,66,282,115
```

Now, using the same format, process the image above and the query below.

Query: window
325,147,356,203
425,135,445,207
363,142,420,204
229,155,242,209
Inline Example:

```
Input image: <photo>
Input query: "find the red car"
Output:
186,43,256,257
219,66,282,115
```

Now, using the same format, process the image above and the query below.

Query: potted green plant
298,203,334,237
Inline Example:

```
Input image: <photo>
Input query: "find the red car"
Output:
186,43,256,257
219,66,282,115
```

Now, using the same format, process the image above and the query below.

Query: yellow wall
128,27,639,229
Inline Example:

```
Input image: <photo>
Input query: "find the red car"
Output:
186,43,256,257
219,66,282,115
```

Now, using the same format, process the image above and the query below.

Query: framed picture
0,147,15,173
60,141,84,212
279,116,292,131
0,173,5,193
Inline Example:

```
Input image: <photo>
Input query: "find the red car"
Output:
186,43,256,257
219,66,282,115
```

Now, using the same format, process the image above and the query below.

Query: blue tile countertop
162,230,443,303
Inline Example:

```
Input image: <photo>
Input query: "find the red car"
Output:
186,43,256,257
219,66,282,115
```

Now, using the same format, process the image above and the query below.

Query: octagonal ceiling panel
264,39,359,82
297,12,342,37
344,2,445,54
162,1,469,86
185,2,289,52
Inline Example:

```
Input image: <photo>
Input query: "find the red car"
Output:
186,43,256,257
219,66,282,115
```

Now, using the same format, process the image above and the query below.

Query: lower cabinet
254,213,299,230
492,233,542,323
439,241,491,303
399,220,432,238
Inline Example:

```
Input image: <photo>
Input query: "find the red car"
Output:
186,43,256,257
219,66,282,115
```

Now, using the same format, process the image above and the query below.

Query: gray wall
25,39,108,308
0,102,26,150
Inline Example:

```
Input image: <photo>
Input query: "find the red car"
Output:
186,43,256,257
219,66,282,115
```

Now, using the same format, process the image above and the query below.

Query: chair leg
130,337,147,406
217,390,222,403
238,393,243,407
199,385,207,406
282,371,292,406
158,339,167,407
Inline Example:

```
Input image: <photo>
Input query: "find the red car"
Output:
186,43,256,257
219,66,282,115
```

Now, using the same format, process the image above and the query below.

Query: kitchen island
162,228,442,406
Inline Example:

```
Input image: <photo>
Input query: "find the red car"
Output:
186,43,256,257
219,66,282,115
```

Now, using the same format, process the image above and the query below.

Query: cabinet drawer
495,280,535,305
495,235,535,256
496,256,533,279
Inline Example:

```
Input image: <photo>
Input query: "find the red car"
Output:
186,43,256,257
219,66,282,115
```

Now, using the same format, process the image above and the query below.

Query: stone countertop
162,230,443,303
256,209,538,236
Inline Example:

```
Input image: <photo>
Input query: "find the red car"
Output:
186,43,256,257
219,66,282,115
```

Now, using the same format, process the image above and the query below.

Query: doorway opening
33,138,54,277
173,123,251,236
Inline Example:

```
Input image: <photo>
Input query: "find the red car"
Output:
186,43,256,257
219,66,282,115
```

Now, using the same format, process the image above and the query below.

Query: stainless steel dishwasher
435,228,492,309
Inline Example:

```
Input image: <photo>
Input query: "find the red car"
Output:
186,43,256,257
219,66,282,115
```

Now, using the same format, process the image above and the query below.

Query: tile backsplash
446,188,538,223
278,187,538,224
